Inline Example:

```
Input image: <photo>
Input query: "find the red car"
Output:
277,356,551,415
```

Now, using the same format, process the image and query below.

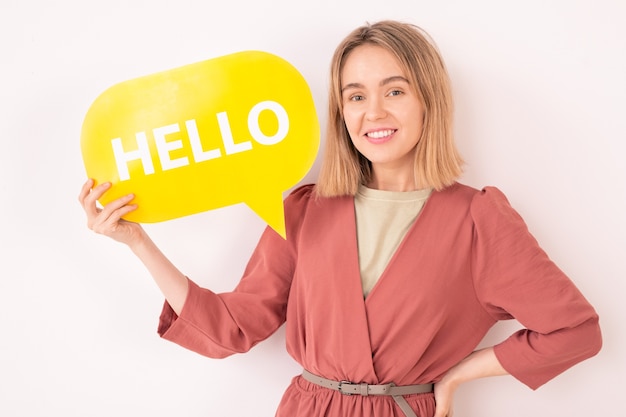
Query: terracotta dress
158,183,602,417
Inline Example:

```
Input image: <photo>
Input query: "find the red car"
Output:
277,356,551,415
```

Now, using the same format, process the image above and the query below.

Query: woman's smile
364,128,397,143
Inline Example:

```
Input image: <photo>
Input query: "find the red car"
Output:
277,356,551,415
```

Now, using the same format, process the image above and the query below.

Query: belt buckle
337,380,355,396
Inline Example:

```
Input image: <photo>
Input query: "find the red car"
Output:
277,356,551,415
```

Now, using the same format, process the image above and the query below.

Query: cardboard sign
81,51,320,238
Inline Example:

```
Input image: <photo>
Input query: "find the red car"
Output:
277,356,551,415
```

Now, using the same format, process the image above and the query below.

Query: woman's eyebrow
341,82,364,93
341,76,410,93
380,75,410,86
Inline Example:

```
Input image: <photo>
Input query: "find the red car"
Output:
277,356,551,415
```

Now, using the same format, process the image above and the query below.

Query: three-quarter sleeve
470,187,602,389
157,185,313,358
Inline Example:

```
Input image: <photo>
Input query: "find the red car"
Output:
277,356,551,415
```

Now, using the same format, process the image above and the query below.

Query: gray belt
302,369,433,417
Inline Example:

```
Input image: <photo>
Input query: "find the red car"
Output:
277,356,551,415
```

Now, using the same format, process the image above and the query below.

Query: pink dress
158,183,602,417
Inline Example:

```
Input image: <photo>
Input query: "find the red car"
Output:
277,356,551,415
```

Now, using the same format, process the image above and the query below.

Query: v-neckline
354,187,439,303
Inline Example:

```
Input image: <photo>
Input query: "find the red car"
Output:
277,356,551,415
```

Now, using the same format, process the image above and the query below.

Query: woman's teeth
367,129,394,139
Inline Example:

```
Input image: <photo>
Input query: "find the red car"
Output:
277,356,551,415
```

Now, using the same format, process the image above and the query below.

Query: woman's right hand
78,179,145,247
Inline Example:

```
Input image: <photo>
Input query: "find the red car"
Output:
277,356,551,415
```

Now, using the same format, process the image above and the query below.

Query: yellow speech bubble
81,51,319,238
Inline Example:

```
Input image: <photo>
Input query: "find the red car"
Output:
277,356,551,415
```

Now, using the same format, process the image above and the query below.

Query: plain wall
1,0,624,416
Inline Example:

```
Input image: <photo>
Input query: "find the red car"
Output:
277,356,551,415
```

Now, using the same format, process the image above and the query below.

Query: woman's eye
389,89,403,97
350,95,365,102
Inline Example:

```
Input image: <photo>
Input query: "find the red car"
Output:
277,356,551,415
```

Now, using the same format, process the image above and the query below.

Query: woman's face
341,44,425,177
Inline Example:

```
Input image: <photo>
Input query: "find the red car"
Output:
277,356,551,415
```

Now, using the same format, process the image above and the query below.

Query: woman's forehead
341,45,407,85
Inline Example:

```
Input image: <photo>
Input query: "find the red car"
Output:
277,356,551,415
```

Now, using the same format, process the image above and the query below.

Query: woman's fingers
91,194,136,232
78,179,94,204
79,179,143,246
98,192,135,219
433,381,455,417
79,180,111,217
79,179,136,229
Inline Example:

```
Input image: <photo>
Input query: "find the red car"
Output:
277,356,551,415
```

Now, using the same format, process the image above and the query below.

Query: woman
79,20,602,417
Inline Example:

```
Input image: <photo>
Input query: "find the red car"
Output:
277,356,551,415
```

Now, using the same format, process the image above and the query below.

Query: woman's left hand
432,347,508,417
433,378,457,417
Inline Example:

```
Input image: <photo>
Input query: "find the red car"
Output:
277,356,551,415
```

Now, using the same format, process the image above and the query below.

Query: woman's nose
365,97,387,121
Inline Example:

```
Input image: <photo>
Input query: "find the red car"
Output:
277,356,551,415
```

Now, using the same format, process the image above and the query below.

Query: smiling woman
317,21,462,197
79,19,602,417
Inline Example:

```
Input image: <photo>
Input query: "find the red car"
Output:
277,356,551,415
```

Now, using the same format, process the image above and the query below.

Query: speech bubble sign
81,51,320,238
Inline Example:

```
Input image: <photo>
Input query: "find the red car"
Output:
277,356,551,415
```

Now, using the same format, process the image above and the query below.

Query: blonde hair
316,20,463,197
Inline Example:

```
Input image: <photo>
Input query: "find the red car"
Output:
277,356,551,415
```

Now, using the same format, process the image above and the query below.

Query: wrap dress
158,183,602,417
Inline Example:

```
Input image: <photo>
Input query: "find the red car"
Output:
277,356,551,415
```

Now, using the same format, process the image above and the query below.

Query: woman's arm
434,347,508,417
78,179,188,314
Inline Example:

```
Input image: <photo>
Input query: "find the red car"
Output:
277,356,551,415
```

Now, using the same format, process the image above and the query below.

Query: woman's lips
365,129,397,144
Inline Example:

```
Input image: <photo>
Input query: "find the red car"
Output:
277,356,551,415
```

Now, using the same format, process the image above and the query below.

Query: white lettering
186,119,222,162
110,101,290,180
112,133,155,181
218,111,252,155
248,101,289,146
153,124,189,171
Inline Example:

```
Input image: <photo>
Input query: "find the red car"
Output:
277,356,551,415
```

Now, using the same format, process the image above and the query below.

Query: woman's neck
367,167,419,192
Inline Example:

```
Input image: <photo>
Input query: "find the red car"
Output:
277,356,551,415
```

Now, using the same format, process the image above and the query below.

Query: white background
1,0,624,416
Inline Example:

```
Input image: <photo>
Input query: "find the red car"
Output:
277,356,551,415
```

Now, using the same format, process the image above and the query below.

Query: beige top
354,184,432,296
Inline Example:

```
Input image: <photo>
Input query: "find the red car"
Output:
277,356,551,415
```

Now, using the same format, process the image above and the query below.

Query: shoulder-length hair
315,20,463,197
